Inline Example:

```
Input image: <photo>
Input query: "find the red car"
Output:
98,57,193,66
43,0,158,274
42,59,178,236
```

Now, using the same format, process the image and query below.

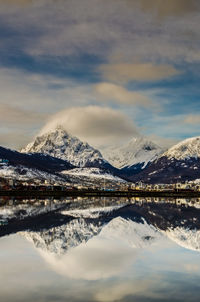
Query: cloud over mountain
40,106,139,147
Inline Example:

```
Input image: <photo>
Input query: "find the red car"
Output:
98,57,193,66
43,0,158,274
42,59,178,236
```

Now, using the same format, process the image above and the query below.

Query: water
1,197,200,302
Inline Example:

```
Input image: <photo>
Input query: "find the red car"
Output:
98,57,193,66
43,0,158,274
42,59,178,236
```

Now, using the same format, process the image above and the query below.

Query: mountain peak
52,124,68,134
129,135,200,183
163,136,200,160
21,127,108,168
102,136,164,170
41,125,69,137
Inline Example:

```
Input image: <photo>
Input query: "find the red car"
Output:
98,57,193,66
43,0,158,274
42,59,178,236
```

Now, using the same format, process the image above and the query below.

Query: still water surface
1,197,200,302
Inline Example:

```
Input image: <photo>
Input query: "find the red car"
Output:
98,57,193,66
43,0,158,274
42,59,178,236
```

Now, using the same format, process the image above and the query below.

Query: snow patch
102,136,164,169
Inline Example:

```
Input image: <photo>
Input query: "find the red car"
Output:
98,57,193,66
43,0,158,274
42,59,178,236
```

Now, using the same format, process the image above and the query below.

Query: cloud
0,1,199,149
0,0,32,6
147,134,178,149
99,63,181,84
0,0,199,65
40,106,139,147
40,236,137,281
1,0,198,17
184,114,200,124
0,67,97,148
0,104,48,125
94,83,151,107
95,280,152,302
0,67,93,113
0,102,49,148
136,0,199,18
0,131,32,149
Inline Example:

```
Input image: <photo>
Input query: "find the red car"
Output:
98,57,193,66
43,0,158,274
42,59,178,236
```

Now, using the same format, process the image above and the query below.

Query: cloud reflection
36,217,164,280
39,236,137,280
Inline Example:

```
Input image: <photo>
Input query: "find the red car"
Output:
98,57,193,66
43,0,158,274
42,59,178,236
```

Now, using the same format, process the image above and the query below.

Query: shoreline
0,189,200,198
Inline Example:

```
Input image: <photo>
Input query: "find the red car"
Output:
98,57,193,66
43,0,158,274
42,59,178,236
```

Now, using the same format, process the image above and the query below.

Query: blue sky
0,0,199,149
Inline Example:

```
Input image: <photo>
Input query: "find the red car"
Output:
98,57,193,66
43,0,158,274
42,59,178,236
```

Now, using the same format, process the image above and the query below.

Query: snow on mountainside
166,227,200,252
5,201,200,255
61,167,125,182
0,200,68,223
129,136,200,183
22,218,101,255
99,217,164,249
22,216,164,255
0,144,121,185
0,145,73,183
21,206,125,254
102,136,164,170
21,126,109,168
163,136,200,160
61,205,126,219
0,164,66,183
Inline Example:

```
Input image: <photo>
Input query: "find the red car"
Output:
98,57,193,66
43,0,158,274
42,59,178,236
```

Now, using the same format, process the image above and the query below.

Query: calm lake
1,197,200,302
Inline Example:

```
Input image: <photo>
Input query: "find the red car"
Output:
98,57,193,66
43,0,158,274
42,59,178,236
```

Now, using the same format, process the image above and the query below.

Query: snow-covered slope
166,227,200,252
21,126,109,169
61,167,125,182
6,201,200,255
0,163,66,183
0,145,73,183
99,217,163,249
21,206,125,254
22,218,101,255
129,136,200,183
0,200,69,223
22,216,163,255
163,136,200,160
102,136,163,171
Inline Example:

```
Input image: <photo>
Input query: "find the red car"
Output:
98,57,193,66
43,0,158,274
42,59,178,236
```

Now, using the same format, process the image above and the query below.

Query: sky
1,229,200,302
0,0,200,150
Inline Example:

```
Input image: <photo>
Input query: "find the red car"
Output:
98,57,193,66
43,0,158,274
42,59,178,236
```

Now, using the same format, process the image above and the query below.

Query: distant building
0,159,9,165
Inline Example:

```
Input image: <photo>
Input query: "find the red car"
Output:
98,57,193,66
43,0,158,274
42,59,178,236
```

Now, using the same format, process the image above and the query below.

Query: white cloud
0,67,161,149
0,0,199,63
94,82,152,107
184,114,200,124
99,63,180,84
125,0,199,19
0,103,48,125
95,280,152,302
0,67,96,148
147,134,178,149
40,236,136,281
0,67,92,113
40,106,139,148
0,131,34,150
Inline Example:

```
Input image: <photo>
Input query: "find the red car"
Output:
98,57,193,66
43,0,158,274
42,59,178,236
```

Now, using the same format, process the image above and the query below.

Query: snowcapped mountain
129,136,200,183
22,218,102,255
3,201,200,255
0,144,123,185
166,227,200,252
99,216,163,249
22,214,163,256
0,145,73,183
102,136,164,174
20,205,125,254
21,126,110,169
24,206,200,255
163,136,200,160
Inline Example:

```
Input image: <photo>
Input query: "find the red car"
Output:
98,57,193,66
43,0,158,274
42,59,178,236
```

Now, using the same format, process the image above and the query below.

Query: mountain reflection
1,197,200,302
1,197,200,257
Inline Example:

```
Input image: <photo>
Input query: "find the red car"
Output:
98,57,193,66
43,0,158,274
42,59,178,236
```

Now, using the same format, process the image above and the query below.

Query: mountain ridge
21,126,109,169
129,136,200,183
102,136,164,175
